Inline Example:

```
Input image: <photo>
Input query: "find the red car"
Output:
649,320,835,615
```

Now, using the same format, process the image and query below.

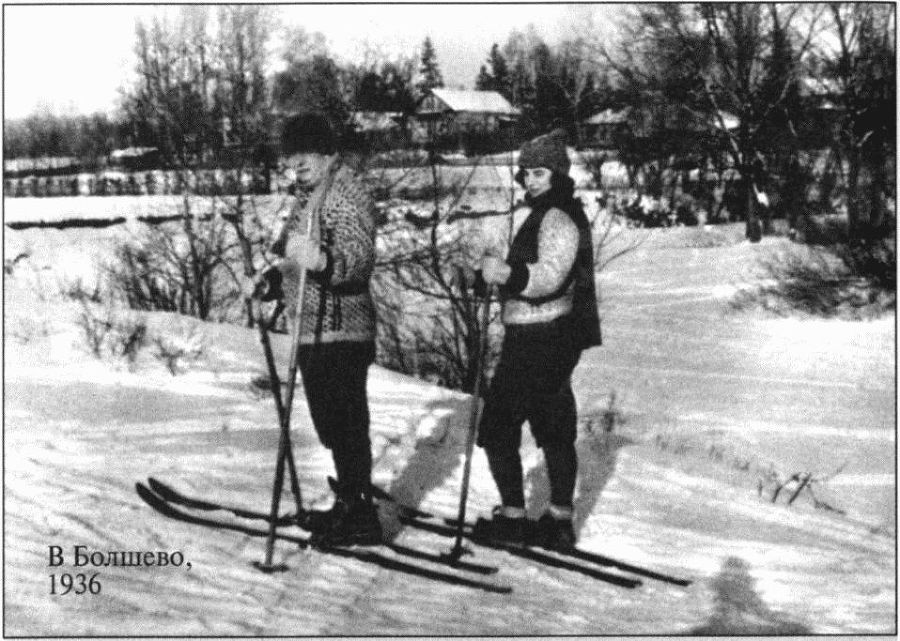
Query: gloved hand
452,264,477,288
480,255,512,285
451,264,490,298
250,265,284,302
286,236,328,272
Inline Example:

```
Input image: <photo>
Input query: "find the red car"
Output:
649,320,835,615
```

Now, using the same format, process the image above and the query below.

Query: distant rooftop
421,89,520,116
584,107,630,125
348,111,402,132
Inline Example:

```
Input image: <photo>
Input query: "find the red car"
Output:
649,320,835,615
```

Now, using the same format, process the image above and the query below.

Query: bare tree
116,6,282,324
815,2,895,237
599,3,823,240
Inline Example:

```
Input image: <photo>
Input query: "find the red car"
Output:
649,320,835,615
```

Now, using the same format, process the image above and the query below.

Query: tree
215,7,273,151
553,36,607,145
817,2,895,237
488,44,511,98
118,6,277,324
602,3,822,240
475,65,493,92
475,43,512,101
122,8,220,166
416,36,444,97
349,56,416,114
3,111,127,166
273,53,348,123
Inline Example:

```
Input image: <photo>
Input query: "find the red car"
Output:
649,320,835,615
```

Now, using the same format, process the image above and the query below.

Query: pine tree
416,36,444,97
475,65,493,91
487,43,510,100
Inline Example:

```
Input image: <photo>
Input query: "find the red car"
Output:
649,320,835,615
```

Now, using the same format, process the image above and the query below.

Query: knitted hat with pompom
518,128,570,176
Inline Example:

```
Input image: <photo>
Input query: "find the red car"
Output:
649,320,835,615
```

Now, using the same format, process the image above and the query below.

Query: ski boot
537,512,577,551
474,506,527,548
311,485,382,548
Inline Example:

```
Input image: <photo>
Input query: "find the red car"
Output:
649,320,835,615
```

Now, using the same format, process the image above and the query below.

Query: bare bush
732,242,895,318
104,211,244,323
75,300,148,365
758,463,847,514
373,210,500,392
4,251,30,276
834,236,896,293
59,277,104,304
152,325,205,375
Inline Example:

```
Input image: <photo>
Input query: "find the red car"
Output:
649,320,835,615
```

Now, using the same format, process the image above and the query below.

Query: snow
3,202,896,634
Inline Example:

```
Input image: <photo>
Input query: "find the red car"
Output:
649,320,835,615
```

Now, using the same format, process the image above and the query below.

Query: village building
579,107,631,149
413,88,521,152
347,111,408,150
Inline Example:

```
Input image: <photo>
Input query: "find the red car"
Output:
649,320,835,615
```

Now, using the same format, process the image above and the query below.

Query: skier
252,112,381,547
470,128,601,551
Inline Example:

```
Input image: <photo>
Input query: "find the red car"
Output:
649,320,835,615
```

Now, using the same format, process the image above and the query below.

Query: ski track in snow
3,215,895,634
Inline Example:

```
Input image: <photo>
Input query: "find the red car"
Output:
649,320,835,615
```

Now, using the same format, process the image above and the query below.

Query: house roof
584,106,740,132
110,147,159,160
422,89,520,116
348,111,402,132
711,111,740,131
800,76,841,97
584,107,630,125
4,156,80,173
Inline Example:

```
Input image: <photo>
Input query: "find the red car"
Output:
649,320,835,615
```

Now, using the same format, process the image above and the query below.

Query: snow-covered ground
3,200,895,635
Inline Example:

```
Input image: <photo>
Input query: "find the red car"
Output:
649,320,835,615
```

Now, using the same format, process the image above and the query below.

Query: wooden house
414,89,520,150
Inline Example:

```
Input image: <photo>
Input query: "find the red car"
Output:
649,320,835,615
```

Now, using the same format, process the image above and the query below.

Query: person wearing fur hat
252,112,380,547
472,128,601,551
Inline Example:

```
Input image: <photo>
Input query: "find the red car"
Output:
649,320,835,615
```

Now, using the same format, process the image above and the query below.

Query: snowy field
3,195,896,635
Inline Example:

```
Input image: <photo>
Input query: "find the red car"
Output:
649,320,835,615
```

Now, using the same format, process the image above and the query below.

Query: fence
3,168,289,198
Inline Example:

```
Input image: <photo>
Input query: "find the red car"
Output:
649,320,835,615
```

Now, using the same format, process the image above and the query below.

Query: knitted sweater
274,164,376,345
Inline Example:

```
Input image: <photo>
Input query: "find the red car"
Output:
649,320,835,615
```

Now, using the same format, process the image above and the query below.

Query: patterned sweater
274,164,376,345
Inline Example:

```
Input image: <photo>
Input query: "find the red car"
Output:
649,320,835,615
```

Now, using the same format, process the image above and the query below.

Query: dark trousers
298,341,375,495
477,316,581,509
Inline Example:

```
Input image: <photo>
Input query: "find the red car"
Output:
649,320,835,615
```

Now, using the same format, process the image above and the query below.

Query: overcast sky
3,3,619,120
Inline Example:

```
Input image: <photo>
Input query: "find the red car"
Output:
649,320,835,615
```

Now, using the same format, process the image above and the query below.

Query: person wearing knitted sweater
473,128,601,551
254,113,380,547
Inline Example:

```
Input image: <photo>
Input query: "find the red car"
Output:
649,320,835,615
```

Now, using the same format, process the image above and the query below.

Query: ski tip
146,477,173,497
252,561,290,574
134,481,156,504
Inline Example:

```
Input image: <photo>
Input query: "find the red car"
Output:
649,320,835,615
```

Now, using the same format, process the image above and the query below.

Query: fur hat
281,112,337,155
518,128,570,176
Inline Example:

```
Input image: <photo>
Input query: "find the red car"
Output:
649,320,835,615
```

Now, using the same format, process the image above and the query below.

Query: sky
3,3,618,120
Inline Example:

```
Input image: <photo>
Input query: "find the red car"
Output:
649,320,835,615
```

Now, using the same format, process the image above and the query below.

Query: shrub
104,215,243,323
60,277,103,304
75,300,148,365
152,325,205,375
834,236,896,293
732,242,895,318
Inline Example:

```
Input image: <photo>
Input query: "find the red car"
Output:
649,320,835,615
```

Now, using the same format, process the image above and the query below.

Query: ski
148,476,433,523
142,478,689,587
147,477,297,524
136,483,511,594
400,511,691,587
398,514,642,589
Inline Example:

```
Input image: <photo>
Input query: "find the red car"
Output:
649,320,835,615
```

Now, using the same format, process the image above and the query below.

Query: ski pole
230,213,304,524
258,156,341,572
446,284,494,563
